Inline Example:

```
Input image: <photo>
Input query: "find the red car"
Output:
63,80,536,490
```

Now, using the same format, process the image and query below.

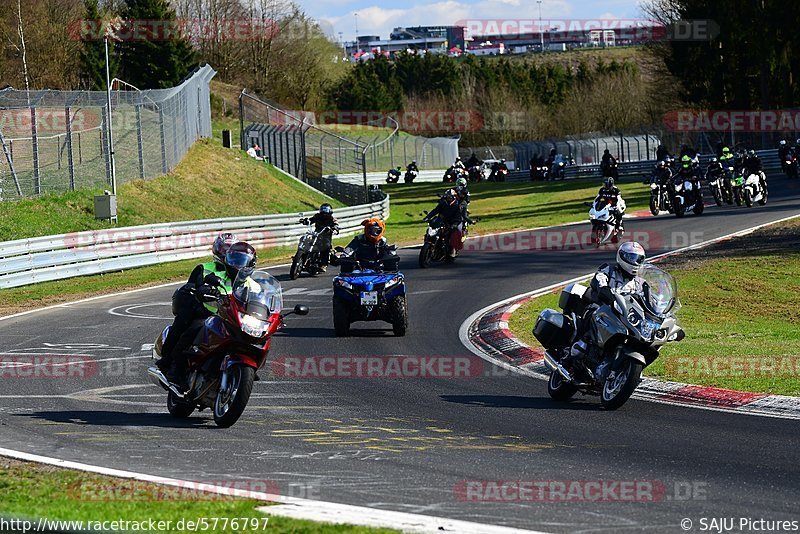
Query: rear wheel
418,242,432,268
389,296,408,336
547,370,578,401
289,255,303,280
333,297,350,337
213,365,255,428
600,360,643,410
167,391,194,418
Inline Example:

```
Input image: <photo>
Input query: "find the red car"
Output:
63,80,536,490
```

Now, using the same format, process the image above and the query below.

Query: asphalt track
1,177,799,533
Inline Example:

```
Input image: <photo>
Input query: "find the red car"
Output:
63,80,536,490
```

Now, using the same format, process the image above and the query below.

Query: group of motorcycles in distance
647,145,770,220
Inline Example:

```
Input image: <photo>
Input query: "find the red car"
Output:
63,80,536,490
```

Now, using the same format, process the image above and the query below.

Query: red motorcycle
148,270,309,428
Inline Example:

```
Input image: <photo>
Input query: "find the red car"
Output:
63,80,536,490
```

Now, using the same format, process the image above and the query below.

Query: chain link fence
0,65,216,201
240,91,458,204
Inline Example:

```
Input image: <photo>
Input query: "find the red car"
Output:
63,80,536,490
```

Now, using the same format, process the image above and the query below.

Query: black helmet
224,242,257,280
212,232,237,264
320,203,333,215
604,177,615,188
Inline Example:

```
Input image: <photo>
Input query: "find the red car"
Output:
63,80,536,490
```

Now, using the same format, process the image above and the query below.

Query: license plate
360,291,378,306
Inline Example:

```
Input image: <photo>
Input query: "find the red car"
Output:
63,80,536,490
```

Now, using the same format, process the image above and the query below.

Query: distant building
467,41,505,56
345,25,466,57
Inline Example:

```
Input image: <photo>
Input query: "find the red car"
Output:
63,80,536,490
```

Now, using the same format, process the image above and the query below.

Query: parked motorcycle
533,264,684,410
332,250,407,337
148,271,309,427
289,220,338,279
586,198,625,247
743,172,768,207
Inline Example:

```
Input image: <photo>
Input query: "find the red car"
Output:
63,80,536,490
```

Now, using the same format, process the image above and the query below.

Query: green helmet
722,147,731,154
681,155,691,168
456,177,467,188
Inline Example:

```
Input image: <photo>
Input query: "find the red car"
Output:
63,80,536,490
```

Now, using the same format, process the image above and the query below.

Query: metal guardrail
0,197,389,289
334,169,447,185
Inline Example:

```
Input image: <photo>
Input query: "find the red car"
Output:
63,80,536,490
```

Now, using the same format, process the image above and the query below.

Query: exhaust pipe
146,366,186,399
543,351,573,382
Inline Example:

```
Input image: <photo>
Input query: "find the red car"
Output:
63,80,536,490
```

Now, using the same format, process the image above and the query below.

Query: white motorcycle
743,171,768,207
586,198,625,247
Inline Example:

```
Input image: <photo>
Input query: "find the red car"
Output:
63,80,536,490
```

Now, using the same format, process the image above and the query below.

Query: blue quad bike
331,250,408,337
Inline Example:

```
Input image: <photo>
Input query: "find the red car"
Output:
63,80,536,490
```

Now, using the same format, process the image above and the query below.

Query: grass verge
0,457,397,534
0,139,341,241
508,218,800,396
383,176,650,244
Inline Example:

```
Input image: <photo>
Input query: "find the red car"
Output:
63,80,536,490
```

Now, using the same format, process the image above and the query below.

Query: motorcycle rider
453,157,466,172
340,218,398,269
157,233,237,377
656,144,670,162
651,159,672,187
165,241,258,389
387,166,401,182
300,203,339,272
594,177,625,232
569,242,648,379
407,160,419,173
424,188,471,257
744,149,767,190
706,156,724,181
779,140,790,172
490,158,509,181
600,149,618,177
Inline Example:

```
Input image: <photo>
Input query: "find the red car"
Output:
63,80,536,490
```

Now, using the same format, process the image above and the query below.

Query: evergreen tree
116,0,196,89
79,0,119,90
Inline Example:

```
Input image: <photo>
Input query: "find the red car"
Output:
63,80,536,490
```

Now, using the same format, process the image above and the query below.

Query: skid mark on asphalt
254,416,556,454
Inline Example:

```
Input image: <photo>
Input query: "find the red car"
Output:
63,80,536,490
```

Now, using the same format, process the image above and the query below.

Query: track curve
2,177,800,533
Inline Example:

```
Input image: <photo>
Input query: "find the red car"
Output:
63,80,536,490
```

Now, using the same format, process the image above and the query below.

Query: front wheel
389,295,408,336
592,225,604,247
418,242,432,268
600,360,643,410
758,184,768,205
733,188,743,206
289,254,304,280
547,370,578,401
333,297,350,337
711,185,722,206
673,196,685,218
649,193,659,216
213,365,255,428
744,188,754,207
167,391,194,418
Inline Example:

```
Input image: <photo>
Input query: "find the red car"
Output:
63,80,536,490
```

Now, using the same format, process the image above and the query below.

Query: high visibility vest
200,261,233,313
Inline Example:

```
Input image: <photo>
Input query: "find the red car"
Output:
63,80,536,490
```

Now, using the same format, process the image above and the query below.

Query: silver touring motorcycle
533,263,685,410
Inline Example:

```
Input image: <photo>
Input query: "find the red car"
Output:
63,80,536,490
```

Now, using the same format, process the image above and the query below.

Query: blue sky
300,0,644,43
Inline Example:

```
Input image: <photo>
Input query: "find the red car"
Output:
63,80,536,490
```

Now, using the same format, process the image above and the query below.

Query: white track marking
108,302,171,319
459,212,800,417
0,448,549,534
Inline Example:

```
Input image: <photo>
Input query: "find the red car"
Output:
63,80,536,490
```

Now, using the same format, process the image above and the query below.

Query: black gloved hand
598,286,615,306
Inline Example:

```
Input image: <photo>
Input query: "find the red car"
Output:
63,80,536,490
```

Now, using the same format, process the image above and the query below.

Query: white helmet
616,241,646,277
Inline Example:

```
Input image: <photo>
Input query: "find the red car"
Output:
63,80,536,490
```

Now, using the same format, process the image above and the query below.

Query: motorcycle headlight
239,313,270,338
336,279,353,290
385,276,402,289
427,226,439,237
650,183,658,190
674,182,683,192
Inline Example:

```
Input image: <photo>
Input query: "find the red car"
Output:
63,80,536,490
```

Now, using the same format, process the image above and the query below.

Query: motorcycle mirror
294,304,310,316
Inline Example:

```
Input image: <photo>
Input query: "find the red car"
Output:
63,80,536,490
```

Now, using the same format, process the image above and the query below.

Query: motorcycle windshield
637,263,679,315
232,270,283,319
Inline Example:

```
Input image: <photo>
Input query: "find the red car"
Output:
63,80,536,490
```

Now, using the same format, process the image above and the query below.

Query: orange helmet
361,218,386,243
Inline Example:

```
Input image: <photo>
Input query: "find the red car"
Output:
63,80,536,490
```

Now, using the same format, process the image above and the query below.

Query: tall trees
116,0,196,89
